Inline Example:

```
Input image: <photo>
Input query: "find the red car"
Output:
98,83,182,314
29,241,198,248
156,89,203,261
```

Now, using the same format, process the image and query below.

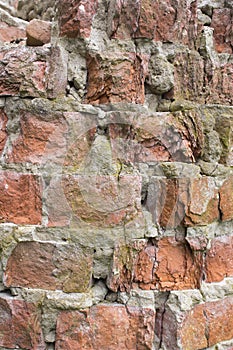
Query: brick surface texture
0,0,232,349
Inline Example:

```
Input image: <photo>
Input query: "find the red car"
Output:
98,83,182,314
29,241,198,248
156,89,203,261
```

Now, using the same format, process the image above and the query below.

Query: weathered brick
206,58,233,105
57,0,98,38
108,0,198,46
107,237,203,292
146,177,187,228
0,172,42,225
154,237,203,291
219,176,233,221
146,176,219,229
56,304,155,350
0,294,45,349
85,52,147,104
180,297,233,349
5,241,93,292
173,50,205,103
185,177,219,226
0,45,67,98
7,111,68,164
107,0,156,39
0,46,48,97
0,109,7,156
211,8,233,54
109,109,203,164
179,304,207,350
205,235,233,283
62,173,142,227
153,0,198,47
46,176,72,227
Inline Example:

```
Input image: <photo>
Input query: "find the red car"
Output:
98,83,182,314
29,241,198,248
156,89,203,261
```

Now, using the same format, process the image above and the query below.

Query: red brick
0,46,67,98
185,177,219,226
0,109,7,156
153,0,198,47
109,110,203,164
146,176,218,229
56,304,155,350
0,172,42,224
85,52,148,104
62,173,142,227
155,237,203,291
107,237,203,292
46,176,72,227
108,0,156,39
180,297,233,349
5,241,92,293
26,19,51,46
108,0,198,46
219,176,233,221
205,235,233,283
180,304,207,350
147,178,188,229
0,294,45,349
211,8,233,54
7,111,68,164
206,59,233,105
58,0,98,38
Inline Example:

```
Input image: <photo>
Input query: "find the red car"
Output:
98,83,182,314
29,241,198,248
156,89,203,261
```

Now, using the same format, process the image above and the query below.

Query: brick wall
0,0,233,349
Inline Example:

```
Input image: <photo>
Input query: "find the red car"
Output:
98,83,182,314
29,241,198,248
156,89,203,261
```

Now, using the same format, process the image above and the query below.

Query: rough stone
7,111,68,165
5,241,93,292
211,8,233,54
0,293,45,349
0,171,42,225
185,177,219,226
180,297,233,349
62,172,142,227
56,303,155,350
219,176,233,221
108,109,204,164
146,53,174,95
0,109,7,155
107,237,203,292
146,176,219,229
180,304,208,350
85,52,148,104
205,235,233,283
26,19,51,46
0,45,67,98
215,114,233,166
154,237,203,291
57,0,98,38
173,49,205,103
107,0,198,46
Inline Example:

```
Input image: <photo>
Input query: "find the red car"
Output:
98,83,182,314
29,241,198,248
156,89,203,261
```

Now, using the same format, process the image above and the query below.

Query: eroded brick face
0,172,42,224
0,295,45,349
180,297,233,349
56,304,155,350
5,241,93,292
85,52,147,105
57,0,98,38
0,0,233,349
